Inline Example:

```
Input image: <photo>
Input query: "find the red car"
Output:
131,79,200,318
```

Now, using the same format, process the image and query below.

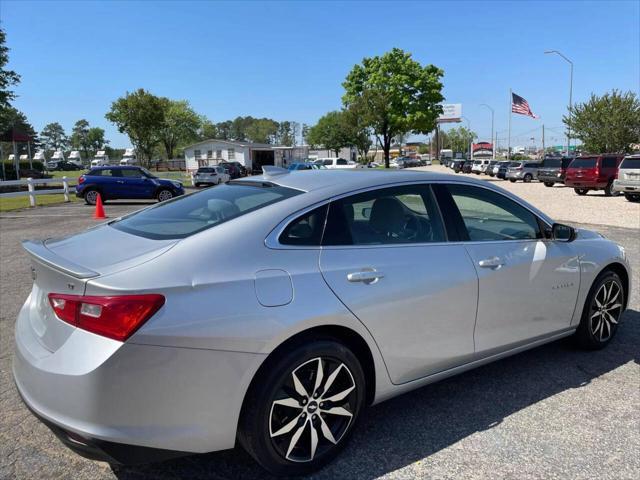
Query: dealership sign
472,142,494,159
437,104,462,123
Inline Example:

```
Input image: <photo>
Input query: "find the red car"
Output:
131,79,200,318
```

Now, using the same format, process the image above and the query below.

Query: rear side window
88,169,103,176
112,183,301,239
620,157,640,169
120,168,144,178
570,158,596,168
524,163,539,168
323,184,445,246
279,205,328,246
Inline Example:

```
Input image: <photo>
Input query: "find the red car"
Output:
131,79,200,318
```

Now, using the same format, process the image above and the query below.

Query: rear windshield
111,183,302,239
570,158,597,168
197,168,215,173
509,162,522,167
620,157,640,169
542,158,562,168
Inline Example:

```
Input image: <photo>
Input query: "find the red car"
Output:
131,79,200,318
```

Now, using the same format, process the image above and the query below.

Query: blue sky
2,0,639,149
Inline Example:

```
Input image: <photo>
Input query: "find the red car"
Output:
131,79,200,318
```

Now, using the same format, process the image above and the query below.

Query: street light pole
545,50,573,155
462,116,472,160
479,104,495,159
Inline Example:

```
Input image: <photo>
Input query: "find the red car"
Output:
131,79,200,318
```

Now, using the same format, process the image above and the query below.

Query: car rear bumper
13,298,265,456
613,179,640,193
565,178,603,188
538,172,564,183
506,171,523,179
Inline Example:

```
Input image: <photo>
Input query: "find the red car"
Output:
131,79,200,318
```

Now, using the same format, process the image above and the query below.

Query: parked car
461,160,474,174
485,160,499,176
193,166,229,187
16,169,630,476
420,155,432,166
471,159,490,174
395,157,421,169
452,159,465,173
496,161,515,179
313,158,362,169
288,162,327,171
506,162,541,183
612,154,640,201
219,162,243,179
76,166,184,204
537,156,575,187
565,154,625,196
224,161,248,177
492,161,510,177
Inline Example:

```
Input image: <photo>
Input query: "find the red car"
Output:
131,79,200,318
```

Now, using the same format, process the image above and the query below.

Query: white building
183,139,308,174
308,146,357,162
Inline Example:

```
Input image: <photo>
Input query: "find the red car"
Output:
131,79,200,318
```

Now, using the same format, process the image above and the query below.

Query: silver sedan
13,168,631,476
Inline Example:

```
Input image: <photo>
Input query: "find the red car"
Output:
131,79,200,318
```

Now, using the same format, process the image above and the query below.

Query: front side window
112,183,301,239
120,168,144,178
323,184,445,246
447,184,541,242
337,158,348,165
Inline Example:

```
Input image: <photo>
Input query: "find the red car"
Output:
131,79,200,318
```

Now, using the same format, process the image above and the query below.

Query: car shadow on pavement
112,309,639,480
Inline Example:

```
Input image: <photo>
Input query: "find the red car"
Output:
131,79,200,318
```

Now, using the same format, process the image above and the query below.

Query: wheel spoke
271,415,301,438
318,415,337,444
602,318,611,339
592,317,602,335
323,384,355,403
273,397,303,409
286,423,306,459
292,370,309,398
309,421,319,460
323,406,353,418
598,318,605,340
606,303,621,311
604,311,618,325
313,358,324,394
322,363,344,394
590,310,600,319
607,287,620,306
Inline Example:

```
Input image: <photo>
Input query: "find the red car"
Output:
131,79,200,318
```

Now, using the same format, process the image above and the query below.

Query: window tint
570,158,596,168
602,157,617,169
112,183,301,240
620,157,640,169
323,159,332,166
120,168,144,178
323,184,445,246
88,169,103,176
337,158,348,165
279,205,328,246
447,185,541,241
543,158,562,168
562,158,574,168
198,168,215,173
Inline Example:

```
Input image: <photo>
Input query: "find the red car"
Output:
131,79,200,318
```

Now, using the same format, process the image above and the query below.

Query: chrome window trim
264,179,553,250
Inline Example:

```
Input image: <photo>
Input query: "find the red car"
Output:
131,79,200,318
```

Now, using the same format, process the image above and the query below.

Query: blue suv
76,166,185,205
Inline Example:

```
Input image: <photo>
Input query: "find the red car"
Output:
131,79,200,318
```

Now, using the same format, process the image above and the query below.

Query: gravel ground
415,164,640,230
1,188,639,480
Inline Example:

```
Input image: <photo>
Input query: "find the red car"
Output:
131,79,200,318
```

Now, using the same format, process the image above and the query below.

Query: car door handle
347,270,384,284
478,257,505,269
116,180,125,184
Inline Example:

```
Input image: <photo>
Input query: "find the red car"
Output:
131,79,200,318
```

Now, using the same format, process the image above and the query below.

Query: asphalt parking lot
1,178,639,480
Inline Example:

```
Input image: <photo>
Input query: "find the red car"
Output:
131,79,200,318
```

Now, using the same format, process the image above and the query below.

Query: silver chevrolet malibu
13,168,630,476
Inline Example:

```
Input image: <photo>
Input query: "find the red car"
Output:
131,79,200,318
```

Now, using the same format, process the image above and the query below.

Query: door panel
320,245,478,384
464,240,580,353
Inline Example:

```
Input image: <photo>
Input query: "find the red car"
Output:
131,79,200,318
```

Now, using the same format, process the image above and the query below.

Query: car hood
156,178,181,187
38,224,178,277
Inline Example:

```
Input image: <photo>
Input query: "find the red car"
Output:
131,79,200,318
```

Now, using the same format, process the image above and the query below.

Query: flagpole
508,88,512,161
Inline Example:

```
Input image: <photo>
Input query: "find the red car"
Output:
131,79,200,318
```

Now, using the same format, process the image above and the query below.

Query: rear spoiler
22,240,100,279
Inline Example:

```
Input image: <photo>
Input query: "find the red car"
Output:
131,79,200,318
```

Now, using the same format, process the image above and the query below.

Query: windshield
138,167,156,178
570,158,597,168
111,183,302,240
620,157,640,169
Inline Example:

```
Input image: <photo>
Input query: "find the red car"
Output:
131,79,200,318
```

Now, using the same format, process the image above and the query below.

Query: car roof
92,165,139,170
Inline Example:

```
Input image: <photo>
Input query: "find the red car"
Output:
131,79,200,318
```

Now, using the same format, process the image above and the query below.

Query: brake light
78,175,85,184
48,294,165,341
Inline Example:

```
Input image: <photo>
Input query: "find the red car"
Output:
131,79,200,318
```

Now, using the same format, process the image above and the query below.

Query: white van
313,157,362,169
471,159,491,174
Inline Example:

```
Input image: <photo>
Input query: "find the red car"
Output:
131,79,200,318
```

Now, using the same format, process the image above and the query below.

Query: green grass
0,194,79,212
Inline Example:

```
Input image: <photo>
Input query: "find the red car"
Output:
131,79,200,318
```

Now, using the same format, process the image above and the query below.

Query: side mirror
551,223,576,242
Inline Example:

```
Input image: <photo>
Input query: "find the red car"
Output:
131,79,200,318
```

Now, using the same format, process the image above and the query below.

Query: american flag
512,92,539,119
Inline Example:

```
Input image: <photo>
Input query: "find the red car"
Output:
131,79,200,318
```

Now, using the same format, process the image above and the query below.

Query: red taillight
78,176,85,184
48,294,165,341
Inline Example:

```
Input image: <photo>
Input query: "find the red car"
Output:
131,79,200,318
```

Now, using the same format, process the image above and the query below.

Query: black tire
574,270,625,350
156,188,173,202
575,188,588,196
544,182,554,187
604,181,617,197
83,188,99,205
194,182,201,188
624,193,640,202
509,178,517,183
239,339,366,476
523,173,533,183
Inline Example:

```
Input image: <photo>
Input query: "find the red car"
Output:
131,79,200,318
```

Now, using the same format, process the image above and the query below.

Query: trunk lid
22,225,178,352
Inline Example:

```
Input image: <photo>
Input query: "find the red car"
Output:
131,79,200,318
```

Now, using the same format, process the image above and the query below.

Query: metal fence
0,177,75,207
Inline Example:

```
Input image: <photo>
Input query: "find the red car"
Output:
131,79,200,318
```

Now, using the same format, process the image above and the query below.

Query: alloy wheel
268,357,357,463
589,280,622,342
85,190,98,204
158,190,173,202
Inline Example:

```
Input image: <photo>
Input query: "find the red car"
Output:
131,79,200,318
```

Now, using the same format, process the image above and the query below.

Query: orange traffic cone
94,193,107,219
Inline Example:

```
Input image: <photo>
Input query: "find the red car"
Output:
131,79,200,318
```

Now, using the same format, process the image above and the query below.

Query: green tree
87,127,108,154
564,90,640,154
158,99,202,159
342,104,372,160
277,120,295,146
446,126,477,154
342,48,444,167
216,120,232,140
0,28,20,109
199,117,217,139
307,111,350,156
70,119,91,160
40,122,69,153
246,118,279,144
105,89,165,166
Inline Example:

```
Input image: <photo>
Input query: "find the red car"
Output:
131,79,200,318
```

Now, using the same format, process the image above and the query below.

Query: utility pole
508,89,512,160
545,50,573,155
